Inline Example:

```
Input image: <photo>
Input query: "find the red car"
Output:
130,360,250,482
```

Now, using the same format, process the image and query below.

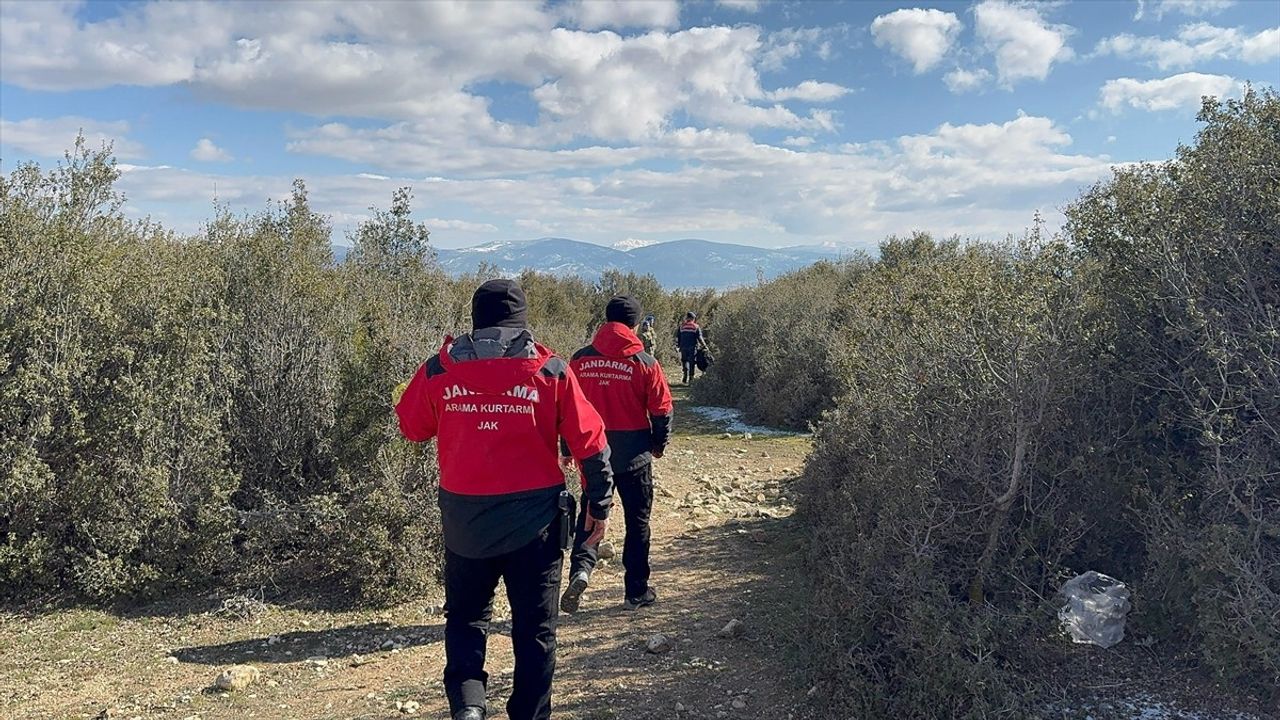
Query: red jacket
570,322,673,472
397,336,610,499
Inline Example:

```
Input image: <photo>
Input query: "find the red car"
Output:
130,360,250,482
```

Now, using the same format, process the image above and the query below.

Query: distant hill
427,237,846,289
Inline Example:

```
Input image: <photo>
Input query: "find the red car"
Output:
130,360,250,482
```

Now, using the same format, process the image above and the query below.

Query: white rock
597,540,616,560
398,699,420,715
305,655,329,666
214,665,260,691
645,634,674,654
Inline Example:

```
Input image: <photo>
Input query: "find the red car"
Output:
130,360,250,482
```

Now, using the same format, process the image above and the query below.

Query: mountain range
427,237,848,289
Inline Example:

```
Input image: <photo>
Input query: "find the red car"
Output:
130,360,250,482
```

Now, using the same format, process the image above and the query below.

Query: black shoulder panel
571,345,602,361
540,356,569,378
425,356,447,379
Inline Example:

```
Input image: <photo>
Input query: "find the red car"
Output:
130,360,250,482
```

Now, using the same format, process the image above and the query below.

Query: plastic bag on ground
1058,571,1131,649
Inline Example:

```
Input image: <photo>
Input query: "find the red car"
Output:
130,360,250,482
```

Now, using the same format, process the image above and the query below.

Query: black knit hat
605,295,643,327
472,279,529,330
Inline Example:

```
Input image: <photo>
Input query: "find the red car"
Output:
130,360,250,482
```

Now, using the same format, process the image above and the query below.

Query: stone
597,540,616,560
305,655,329,666
645,633,674,654
717,619,743,639
732,697,747,710
397,699,420,715
213,665,260,691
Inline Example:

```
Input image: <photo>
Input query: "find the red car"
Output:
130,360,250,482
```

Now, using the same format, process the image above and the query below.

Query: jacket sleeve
558,368,614,519
395,364,438,442
646,362,674,451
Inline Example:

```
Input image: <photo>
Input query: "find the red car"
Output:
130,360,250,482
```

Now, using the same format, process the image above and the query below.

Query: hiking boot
560,571,590,613
454,707,486,720
622,588,657,610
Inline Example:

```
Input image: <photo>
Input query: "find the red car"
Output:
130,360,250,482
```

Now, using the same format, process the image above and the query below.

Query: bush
801,233,1104,716
1066,89,1279,690
0,144,715,605
691,260,863,428
0,144,447,604
724,88,1277,711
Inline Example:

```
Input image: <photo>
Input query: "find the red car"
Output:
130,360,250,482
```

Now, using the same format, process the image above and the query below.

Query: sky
1,0,1277,251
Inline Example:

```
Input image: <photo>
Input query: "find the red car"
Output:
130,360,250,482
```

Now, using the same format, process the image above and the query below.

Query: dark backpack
694,347,713,371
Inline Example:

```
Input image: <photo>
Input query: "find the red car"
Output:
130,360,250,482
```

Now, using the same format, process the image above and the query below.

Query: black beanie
605,295,643,327
472,279,529,330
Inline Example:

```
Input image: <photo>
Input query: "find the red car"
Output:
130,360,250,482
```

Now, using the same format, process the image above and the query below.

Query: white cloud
1241,28,1280,63
717,0,762,11
0,116,145,159
106,112,1116,246
765,80,851,102
426,218,499,233
974,1,1074,87
1096,23,1280,70
0,2,849,159
190,137,232,162
759,26,832,71
1099,72,1243,112
1136,0,1235,20
944,67,992,93
562,0,679,30
782,136,814,147
870,8,963,74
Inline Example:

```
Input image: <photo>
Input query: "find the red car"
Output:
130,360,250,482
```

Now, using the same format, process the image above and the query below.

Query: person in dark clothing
396,279,614,720
675,311,706,384
561,295,674,612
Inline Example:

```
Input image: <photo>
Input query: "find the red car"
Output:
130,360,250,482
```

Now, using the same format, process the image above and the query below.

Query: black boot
454,707,486,720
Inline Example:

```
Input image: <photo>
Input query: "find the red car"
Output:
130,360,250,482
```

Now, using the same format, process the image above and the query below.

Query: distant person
561,295,673,613
395,279,614,720
675,311,706,384
638,314,657,357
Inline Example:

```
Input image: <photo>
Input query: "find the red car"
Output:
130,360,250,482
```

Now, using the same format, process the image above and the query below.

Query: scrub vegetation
697,90,1279,714
0,146,706,607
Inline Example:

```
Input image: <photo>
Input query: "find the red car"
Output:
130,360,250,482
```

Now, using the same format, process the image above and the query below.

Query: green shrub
1066,88,1279,691
692,260,863,428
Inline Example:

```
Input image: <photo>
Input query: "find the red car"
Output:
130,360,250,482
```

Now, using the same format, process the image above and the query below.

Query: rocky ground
0,387,816,720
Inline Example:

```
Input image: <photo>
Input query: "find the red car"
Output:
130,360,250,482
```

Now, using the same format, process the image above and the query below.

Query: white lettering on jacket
442,383,540,403
578,359,635,374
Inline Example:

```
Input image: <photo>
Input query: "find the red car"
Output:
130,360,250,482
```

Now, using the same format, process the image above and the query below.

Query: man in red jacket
396,279,613,720
560,295,673,613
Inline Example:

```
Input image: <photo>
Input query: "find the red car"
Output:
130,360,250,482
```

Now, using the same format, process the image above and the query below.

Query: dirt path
0,387,816,720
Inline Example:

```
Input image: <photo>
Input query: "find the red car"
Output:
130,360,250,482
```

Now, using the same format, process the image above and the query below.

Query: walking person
638,314,658,358
561,295,673,613
675,311,706,384
395,279,614,720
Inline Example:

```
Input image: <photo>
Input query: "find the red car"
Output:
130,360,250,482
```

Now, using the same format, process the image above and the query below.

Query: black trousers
443,524,564,720
680,350,697,382
569,464,653,599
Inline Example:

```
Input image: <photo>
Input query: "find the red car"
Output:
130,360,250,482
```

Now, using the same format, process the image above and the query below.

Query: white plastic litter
1058,571,1131,649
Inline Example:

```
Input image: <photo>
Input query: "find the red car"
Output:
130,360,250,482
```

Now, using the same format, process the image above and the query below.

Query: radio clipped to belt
557,490,576,551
